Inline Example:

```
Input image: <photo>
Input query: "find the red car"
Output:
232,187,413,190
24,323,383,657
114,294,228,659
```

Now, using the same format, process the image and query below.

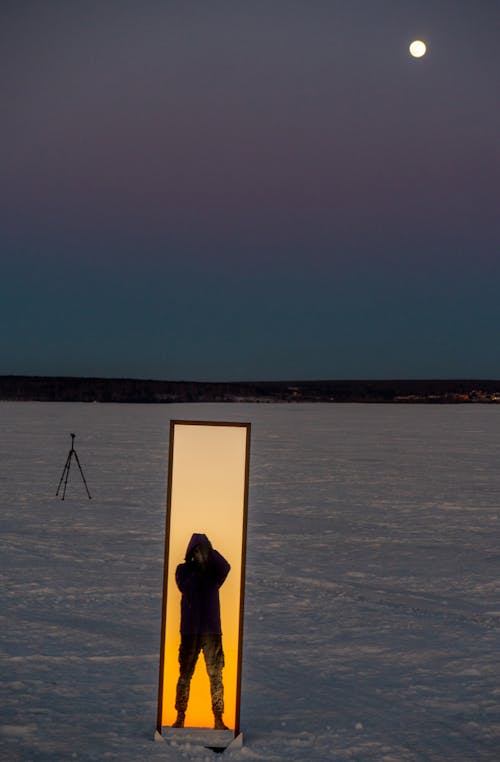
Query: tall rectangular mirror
157,420,251,740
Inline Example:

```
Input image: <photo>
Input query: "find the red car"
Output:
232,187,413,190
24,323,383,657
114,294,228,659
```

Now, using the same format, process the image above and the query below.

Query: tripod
56,434,92,500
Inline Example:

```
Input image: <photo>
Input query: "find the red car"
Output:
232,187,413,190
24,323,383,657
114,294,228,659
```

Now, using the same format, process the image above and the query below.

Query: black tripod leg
56,452,72,497
61,451,73,500
73,450,92,499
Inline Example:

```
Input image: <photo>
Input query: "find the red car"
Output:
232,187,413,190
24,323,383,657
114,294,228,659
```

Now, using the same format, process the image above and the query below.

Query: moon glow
409,40,427,58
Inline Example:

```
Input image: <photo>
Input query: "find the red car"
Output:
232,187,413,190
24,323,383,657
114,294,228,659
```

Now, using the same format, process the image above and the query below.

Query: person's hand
192,544,210,568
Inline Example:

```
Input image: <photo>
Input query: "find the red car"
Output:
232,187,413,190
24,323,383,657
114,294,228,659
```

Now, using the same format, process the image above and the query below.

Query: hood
185,532,212,559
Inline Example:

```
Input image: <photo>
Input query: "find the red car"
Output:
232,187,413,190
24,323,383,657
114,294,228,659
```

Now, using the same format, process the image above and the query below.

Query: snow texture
1,402,500,761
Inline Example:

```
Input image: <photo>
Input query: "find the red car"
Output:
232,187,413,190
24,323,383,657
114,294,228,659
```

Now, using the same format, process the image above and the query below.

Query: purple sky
1,1,499,380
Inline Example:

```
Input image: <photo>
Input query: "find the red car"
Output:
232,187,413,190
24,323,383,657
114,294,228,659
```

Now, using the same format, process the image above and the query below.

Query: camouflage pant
175,634,225,714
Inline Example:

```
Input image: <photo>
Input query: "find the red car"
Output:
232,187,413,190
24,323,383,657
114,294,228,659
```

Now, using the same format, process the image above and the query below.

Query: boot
213,712,228,730
172,711,185,728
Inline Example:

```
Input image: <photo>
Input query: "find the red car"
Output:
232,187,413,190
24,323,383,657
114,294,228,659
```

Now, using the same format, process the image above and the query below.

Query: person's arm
175,561,201,593
211,549,230,587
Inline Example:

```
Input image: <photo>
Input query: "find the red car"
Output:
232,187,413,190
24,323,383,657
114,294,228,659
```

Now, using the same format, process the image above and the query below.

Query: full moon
409,40,427,58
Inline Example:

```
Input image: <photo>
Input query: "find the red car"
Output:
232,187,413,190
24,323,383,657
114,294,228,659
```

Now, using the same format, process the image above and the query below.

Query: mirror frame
156,419,251,738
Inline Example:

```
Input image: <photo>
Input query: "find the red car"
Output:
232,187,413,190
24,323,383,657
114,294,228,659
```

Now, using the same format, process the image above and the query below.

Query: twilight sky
1,1,499,381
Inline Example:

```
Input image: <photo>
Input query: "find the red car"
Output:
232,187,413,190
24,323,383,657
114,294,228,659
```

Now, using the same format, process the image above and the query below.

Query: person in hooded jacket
172,533,230,730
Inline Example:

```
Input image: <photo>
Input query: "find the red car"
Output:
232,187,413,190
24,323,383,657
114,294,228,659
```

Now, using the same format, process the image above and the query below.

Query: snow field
1,402,500,761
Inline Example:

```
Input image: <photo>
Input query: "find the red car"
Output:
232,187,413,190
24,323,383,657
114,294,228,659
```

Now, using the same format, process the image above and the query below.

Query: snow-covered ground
1,402,500,762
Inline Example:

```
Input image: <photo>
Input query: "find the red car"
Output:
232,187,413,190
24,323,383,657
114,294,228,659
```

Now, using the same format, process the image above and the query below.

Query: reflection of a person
173,533,231,730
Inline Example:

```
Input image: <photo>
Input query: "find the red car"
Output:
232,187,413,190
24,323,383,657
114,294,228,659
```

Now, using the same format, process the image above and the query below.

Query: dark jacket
176,533,230,635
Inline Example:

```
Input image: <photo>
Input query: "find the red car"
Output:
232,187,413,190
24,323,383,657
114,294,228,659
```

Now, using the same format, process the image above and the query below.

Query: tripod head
70,433,76,449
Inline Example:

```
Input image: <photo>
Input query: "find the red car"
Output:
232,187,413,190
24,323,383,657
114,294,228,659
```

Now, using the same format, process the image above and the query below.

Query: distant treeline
1,376,500,403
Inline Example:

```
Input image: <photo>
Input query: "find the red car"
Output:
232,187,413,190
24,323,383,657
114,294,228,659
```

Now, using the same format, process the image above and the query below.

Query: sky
1,1,499,381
